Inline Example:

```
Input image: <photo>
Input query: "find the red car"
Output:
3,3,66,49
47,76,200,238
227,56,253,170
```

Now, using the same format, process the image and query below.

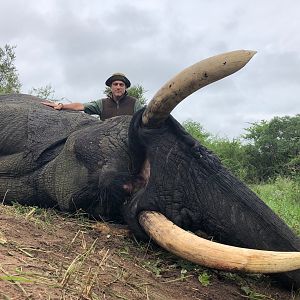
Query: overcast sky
1,0,299,138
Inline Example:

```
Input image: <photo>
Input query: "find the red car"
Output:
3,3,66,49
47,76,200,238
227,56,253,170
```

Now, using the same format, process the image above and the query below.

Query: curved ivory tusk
139,211,300,273
142,50,256,127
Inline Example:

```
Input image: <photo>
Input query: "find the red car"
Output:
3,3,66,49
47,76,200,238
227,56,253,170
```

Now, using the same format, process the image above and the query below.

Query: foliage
243,115,300,182
208,137,248,180
0,44,21,94
104,84,148,106
182,120,247,179
240,286,272,300
198,271,211,287
28,84,55,100
183,115,300,183
127,84,148,106
182,120,210,145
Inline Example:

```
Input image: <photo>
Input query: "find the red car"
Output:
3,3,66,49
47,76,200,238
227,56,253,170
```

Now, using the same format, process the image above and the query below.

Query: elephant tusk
139,211,300,274
142,50,256,127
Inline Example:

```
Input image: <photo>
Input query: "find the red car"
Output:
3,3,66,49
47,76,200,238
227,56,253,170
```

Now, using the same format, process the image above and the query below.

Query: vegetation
243,115,300,182
251,177,300,235
0,203,296,299
0,44,21,94
28,84,56,100
127,84,148,106
183,115,300,183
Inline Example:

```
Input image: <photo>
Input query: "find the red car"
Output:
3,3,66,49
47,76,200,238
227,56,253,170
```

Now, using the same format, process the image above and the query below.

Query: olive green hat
105,73,131,88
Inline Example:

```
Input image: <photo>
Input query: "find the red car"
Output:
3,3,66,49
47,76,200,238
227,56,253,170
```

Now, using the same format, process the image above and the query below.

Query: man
42,73,142,120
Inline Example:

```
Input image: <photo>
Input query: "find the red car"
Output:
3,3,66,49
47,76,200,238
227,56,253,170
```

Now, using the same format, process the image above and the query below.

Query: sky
1,0,299,138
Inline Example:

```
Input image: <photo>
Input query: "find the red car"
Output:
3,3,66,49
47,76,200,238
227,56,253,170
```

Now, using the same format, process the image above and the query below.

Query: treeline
183,115,300,183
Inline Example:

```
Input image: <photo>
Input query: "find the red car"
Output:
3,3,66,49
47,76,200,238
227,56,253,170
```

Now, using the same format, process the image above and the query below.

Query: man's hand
41,101,64,110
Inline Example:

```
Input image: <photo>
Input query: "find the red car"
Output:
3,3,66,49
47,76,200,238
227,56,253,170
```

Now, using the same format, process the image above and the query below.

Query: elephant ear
27,107,97,163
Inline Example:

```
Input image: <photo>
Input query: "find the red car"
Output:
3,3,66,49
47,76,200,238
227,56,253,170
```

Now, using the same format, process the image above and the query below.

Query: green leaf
198,271,211,287
0,275,32,282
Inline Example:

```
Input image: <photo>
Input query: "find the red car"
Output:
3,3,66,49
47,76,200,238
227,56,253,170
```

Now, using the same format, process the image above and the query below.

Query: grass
3,202,56,230
1,178,299,299
251,177,300,235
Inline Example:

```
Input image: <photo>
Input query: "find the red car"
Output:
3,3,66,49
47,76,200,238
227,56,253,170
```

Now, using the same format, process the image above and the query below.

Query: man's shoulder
96,97,107,102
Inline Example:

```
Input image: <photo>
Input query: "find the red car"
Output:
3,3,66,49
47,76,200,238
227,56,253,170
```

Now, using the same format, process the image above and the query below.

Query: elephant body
0,93,299,290
0,94,131,217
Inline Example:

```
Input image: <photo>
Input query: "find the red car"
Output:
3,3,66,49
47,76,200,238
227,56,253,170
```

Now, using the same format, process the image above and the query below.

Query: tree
29,84,55,100
208,137,247,180
127,84,147,106
243,115,300,182
182,120,247,179
104,84,148,106
182,120,210,145
0,44,21,94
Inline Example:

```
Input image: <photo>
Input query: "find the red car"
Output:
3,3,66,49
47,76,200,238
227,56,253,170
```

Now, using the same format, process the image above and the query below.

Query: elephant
0,50,299,291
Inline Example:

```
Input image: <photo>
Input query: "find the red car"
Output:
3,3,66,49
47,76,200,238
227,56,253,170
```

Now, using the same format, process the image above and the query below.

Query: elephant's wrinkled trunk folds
138,50,300,275
139,211,300,273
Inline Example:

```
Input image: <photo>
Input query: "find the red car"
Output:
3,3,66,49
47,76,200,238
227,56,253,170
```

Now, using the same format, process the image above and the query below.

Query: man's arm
41,101,84,111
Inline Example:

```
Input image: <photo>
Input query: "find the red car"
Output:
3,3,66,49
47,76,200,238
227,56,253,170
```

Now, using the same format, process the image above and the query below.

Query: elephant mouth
136,50,300,274
139,211,300,274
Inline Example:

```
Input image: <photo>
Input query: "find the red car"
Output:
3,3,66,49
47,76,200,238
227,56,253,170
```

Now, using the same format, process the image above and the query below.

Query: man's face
111,80,126,99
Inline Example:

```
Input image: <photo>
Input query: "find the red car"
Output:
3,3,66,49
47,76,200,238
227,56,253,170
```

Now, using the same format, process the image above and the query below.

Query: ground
0,204,299,300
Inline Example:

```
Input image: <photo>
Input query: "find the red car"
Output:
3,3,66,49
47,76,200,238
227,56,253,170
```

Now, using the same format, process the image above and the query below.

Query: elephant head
121,50,300,290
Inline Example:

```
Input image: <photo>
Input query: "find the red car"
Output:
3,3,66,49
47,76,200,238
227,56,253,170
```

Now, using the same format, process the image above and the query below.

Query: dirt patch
0,204,298,300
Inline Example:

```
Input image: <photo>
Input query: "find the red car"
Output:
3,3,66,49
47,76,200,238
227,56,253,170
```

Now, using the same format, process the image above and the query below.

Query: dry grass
0,203,298,300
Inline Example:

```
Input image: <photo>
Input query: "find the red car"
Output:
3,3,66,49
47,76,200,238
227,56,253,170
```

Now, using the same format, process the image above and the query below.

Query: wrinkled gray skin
1,94,299,290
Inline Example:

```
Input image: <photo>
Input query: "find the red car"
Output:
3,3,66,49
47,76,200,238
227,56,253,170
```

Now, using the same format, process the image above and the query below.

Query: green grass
251,177,300,235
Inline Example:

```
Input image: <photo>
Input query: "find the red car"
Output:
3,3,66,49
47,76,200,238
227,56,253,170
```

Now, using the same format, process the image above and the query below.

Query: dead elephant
0,50,299,290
